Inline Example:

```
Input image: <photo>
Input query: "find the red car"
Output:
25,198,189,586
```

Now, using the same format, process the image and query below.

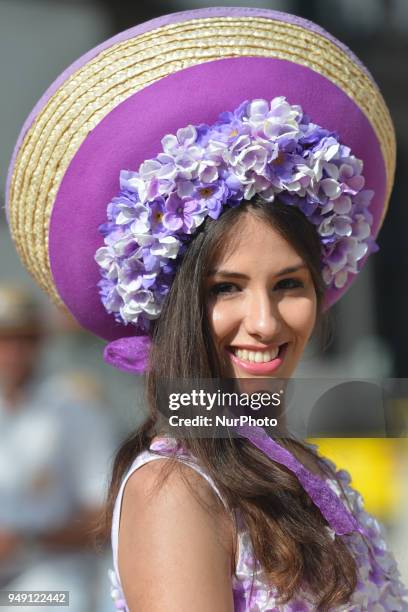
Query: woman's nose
243,290,282,340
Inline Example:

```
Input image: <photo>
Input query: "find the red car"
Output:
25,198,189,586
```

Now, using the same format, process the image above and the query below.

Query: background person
0,285,115,611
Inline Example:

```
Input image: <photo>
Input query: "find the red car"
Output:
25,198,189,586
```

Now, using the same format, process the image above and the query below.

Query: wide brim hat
6,7,395,346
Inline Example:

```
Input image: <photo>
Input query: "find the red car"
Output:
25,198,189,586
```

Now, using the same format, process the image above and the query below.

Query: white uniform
0,372,116,611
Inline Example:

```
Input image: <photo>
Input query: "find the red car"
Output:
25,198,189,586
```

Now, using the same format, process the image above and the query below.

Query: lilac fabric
235,424,366,537
48,56,385,341
103,335,151,373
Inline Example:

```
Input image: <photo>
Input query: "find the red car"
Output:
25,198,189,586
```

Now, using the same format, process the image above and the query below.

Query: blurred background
0,0,407,609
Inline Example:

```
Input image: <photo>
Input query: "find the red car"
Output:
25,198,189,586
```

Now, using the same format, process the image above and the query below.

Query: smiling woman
5,5,408,612
204,198,321,379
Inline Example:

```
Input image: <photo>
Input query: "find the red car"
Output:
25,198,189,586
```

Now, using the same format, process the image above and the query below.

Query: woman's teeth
232,347,280,363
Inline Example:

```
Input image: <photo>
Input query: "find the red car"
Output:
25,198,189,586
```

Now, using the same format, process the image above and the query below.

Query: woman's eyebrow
207,263,307,278
275,263,307,277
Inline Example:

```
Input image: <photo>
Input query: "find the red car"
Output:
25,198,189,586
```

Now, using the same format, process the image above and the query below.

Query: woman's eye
274,277,304,290
209,282,239,296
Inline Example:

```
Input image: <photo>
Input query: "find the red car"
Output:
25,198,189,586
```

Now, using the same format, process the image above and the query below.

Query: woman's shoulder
116,437,236,611
125,436,229,507
118,435,236,554
112,436,235,552
123,439,229,518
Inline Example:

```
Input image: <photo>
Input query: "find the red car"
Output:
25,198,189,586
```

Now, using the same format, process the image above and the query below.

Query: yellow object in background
308,438,406,522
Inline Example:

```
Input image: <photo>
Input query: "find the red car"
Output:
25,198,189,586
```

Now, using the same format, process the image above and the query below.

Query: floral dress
109,437,408,611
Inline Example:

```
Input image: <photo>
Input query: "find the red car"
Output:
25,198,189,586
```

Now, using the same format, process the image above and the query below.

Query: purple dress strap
235,424,369,538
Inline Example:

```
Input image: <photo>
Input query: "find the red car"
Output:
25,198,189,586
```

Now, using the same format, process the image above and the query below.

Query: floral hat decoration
6,7,395,374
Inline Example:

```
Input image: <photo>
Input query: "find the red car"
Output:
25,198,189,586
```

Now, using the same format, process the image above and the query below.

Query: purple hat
6,7,395,370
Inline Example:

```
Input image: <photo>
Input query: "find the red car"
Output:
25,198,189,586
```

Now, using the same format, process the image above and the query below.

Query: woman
6,7,408,611
109,196,341,610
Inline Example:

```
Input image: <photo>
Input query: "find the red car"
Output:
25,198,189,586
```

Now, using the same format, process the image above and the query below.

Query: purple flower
339,159,365,194
98,221,125,245
162,125,197,155
149,198,167,236
222,170,244,205
299,124,333,147
107,190,139,221
191,181,229,219
163,193,200,233
310,134,341,158
353,189,374,225
325,239,350,274
298,195,319,217
268,150,302,188
208,113,248,148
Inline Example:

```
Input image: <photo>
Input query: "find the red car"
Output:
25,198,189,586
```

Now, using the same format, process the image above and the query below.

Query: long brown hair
104,197,357,609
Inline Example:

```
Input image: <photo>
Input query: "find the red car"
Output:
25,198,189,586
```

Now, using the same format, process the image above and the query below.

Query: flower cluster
95,97,377,330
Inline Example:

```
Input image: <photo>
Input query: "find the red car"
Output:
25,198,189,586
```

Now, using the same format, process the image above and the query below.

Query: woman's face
205,213,317,379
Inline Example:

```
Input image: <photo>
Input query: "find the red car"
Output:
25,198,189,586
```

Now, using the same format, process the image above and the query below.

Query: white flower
119,203,150,234
318,215,335,237
116,277,143,297
320,178,342,199
162,125,197,153
334,269,348,288
150,235,181,259
95,245,114,270
120,289,161,323
333,195,352,214
333,215,353,237
352,215,371,240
